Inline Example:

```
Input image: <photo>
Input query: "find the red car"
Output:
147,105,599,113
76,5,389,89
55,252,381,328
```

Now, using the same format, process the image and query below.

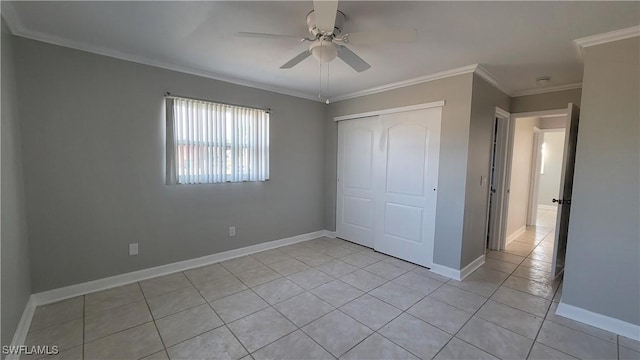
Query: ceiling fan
237,0,417,72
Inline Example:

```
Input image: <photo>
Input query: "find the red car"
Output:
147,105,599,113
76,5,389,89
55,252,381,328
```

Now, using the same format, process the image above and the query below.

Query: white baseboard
538,204,557,211
556,301,640,341
31,230,326,306
429,254,485,281
429,263,460,280
506,226,527,244
460,254,486,280
7,295,37,360
10,229,330,350
323,230,337,238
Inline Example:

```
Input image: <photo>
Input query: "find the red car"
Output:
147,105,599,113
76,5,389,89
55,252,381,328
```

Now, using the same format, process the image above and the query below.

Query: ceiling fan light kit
310,39,339,63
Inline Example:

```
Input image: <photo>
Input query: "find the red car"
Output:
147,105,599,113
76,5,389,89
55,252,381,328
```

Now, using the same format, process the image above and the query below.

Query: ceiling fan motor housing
306,10,346,37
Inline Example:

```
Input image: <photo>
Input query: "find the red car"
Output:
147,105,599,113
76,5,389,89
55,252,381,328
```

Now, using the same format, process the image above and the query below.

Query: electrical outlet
229,226,236,237
129,243,139,256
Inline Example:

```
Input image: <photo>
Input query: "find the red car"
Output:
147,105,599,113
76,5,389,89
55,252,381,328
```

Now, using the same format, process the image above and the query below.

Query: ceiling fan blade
280,50,312,69
237,32,304,40
337,46,371,72
313,0,338,34
346,29,417,45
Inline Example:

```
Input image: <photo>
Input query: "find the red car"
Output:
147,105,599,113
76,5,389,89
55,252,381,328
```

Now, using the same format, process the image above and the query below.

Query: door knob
552,198,563,204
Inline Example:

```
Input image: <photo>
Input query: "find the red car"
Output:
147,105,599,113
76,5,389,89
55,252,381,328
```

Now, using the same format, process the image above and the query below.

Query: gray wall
14,37,326,292
511,88,582,114
562,37,640,325
461,74,510,267
506,117,537,236
325,74,474,269
1,22,31,350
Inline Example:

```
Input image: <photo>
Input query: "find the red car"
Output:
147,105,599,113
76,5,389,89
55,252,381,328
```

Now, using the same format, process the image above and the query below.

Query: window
165,96,269,184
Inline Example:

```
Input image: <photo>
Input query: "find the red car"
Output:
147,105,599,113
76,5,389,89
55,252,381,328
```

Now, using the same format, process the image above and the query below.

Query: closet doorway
335,102,443,267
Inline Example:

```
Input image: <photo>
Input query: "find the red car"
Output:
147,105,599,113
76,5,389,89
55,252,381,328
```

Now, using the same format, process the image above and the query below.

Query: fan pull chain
325,62,330,104
318,61,323,100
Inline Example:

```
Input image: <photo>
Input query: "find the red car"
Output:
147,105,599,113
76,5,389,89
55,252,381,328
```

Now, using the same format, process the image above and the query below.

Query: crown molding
9,24,320,102
329,64,479,102
5,0,606,105
474,64,512,96
512,83,582,97
329,63,516,103
574,25,640,57
6,10,489,105
1,1,23,34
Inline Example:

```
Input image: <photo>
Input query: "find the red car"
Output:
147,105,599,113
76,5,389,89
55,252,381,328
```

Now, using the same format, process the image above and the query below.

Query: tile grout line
319,272,418,357
524,293,555,359
25,314,84,337
104,241,435,359
363,280,449,359
502,226,590,360
80,283,208,345
309,262,431,358
311,263,450,360
216,239,428,358
182,269,254,359
509,230,556,360
430,249,529,360
261,249,385,358
223,259,339,359
137,281,170,358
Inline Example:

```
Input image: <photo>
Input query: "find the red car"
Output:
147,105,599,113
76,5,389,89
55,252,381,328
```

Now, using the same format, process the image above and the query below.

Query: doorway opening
485,105,579,280
502,115,567,264
528,127,567,229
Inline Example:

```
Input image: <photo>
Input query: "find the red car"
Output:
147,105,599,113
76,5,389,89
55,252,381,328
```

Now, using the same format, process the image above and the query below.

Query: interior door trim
500,107,568,250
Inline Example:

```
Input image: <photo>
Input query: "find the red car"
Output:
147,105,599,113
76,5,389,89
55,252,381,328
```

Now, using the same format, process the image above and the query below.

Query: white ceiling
4,1,639,101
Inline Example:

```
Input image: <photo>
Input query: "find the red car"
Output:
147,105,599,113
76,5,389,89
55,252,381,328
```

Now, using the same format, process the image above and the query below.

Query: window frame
165,95,270,185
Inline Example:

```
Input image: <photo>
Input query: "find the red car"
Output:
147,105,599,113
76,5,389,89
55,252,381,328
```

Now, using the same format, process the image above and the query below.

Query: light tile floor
535,206,558,229
24,233,639,360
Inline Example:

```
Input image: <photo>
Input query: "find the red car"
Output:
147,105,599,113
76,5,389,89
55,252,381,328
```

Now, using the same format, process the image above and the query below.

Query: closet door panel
375,108,441,267
336,116,379,247
386,123,427,196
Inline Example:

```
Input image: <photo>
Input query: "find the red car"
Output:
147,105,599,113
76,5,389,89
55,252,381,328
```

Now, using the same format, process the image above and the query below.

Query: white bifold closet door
336,107,442,267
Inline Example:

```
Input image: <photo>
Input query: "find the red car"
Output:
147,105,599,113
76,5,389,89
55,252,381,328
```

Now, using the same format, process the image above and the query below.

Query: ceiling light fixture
310,38,338,63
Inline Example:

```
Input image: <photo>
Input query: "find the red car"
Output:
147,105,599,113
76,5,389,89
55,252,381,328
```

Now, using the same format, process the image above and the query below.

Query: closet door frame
333,101,446,122
334,101,445,265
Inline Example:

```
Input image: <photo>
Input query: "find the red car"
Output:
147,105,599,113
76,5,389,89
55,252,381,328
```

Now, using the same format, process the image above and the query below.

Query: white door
336,116,379,247
552,103,580,276
487,116,510,250
374,108,441,266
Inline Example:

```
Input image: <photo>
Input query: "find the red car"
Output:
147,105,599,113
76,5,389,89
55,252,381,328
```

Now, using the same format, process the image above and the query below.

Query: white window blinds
166,96,269,184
